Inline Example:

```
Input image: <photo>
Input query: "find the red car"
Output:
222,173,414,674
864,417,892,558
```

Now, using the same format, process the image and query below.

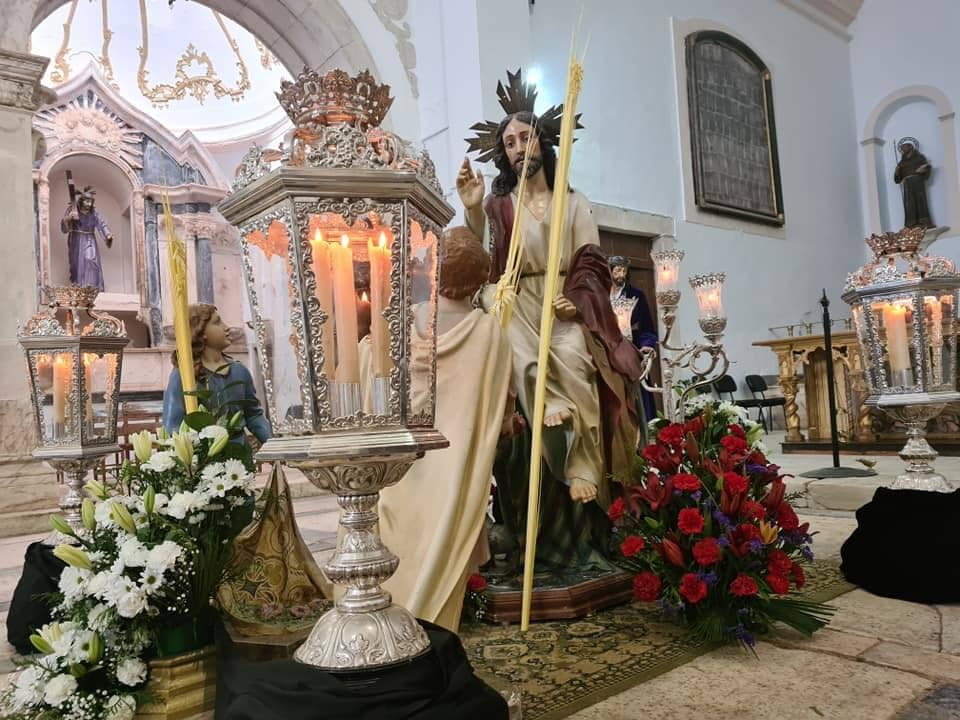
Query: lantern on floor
220,68,453,670
842,227,960,491
18,286,128,532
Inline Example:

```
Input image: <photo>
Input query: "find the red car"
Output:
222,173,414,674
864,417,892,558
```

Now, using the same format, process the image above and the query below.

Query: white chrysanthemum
115,587,149,618
65,629,94,664
9,665,47,711
43,674,78,708
145,540,182,575
163,491,196,520
717,400,749,421
223,459,249,486
115,657,147,687
59,565,93,603
199,424,229,442
104,694,136,720
200,462,224,483
142,451,176,473
118,537,150,568
86,569,117,601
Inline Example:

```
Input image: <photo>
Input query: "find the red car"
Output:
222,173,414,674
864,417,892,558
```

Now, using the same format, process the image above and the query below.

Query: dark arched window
686,31,784,226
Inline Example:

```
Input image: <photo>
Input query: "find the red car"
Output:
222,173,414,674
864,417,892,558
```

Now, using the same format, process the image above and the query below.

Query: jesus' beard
514,155,543,179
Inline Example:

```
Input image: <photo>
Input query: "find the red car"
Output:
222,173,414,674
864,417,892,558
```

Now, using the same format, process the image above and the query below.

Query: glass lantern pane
922,293,957,390
307,211,397,420
40,350,77,443
407,219,438,425
869,296,920,391
82,351,120,444
244,220,307,429
851,304,876,392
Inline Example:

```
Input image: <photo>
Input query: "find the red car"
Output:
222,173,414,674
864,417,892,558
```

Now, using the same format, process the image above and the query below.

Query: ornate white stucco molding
368,0,418,98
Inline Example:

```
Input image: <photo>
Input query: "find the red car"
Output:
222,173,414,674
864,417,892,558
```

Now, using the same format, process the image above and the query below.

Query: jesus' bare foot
570,478,598,503
544,408,571,427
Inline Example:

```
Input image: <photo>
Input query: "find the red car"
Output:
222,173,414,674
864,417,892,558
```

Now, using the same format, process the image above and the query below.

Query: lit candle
702,289,722,318
658,265,677,292
368,231,392,377
52,354,68,425
310,228,336,378
882,303,911,373
83,353,95,425
332,234,360,384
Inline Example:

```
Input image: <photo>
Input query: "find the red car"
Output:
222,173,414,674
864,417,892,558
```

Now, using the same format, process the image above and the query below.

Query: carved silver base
883,404,953,492
291,453,431,670
43,456,107,537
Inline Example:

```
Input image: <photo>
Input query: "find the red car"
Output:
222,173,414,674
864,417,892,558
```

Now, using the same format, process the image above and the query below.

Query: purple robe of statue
61,210,110,291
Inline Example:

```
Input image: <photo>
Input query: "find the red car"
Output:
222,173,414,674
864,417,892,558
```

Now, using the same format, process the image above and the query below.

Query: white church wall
850,0,960,265
411,0,865,386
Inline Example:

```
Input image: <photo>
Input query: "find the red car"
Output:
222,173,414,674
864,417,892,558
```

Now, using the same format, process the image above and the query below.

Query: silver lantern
18,286,128,533
842,227,960,491
220,68,453,670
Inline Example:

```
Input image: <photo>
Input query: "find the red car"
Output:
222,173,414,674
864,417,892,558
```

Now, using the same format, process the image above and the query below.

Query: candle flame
361,291,369,302
54,354,69,368
312,228,323,245
378,231,387,249
83,353,99,367
340,234,350,247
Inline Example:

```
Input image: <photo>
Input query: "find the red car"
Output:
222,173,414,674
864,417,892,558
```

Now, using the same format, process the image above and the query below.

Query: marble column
144,198,163,345
196,235,214,304
0,49,60,536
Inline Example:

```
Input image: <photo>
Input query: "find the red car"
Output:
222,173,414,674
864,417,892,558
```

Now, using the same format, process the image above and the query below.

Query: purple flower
691,491,702,502
748,539,764,553
731,623,757,648
746,463,769,477
712,509,732,528
802,546,815,561
716,536,730,548
698,571,718,586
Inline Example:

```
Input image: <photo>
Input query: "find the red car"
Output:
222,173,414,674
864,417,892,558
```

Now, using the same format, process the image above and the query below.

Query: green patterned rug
460,560,854,720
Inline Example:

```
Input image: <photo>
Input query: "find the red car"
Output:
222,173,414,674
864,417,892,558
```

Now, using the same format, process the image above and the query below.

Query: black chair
712,375,764,421
744,374,787,432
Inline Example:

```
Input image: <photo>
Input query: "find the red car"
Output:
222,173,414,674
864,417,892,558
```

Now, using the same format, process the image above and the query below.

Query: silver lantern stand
842,226,960,491
18,286,128,541
220,67,453,671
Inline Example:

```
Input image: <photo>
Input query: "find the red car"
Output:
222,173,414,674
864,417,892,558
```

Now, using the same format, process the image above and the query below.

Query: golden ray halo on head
465,67,584,163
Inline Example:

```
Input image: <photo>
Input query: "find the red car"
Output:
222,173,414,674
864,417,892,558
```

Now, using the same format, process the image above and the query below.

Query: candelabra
638,246,731,422
842,226,960,491
221,68,453,670
18,286,128,540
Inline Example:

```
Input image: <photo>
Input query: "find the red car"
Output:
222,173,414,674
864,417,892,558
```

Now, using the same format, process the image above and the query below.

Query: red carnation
608,497,626,524
741,500,765,521
720,434,749,455
777,503,800,532
673,473,701,492
767,549,793,576
766,573,790,595
692,537,720,566
467,573,487,593
727,424,746,439
620,535,646,558
660,538,685,567
680,573,708,604
677,508,705,535
729,573,760,597
722,472,749,495
633,571,661,602
790,562,806,589
658,424,685,448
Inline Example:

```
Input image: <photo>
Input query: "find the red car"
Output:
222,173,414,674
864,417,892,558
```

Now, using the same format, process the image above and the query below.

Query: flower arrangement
461,573,489,626
1,412,256,719
611,400,833,648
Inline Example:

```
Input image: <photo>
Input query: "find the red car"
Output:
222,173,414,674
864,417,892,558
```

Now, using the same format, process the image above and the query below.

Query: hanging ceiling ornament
137,0,251,107
465,67,583,163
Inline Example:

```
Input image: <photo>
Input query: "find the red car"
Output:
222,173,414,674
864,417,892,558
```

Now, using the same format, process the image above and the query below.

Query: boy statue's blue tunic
162,361,272,444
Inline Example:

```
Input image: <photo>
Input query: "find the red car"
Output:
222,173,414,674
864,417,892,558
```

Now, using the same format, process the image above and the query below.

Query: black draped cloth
841,487,960,603
215,619,508,720
6,542,64,654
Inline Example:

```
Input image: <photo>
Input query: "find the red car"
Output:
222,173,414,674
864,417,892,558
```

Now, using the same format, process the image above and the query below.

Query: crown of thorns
465,68,583,163
897,137,920,153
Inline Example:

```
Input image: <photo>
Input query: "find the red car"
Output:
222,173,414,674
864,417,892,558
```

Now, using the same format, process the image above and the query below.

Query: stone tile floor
1,477,959,718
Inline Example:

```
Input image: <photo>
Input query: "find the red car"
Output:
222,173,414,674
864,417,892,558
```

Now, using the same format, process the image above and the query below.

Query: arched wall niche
860,85,960,235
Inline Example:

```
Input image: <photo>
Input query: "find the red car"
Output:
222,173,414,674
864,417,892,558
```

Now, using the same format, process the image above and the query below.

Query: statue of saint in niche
60,173,113,290
894,137,934,229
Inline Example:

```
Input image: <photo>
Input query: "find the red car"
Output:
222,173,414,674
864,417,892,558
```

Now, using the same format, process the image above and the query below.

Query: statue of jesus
61,185,113,291
460,70,642,572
